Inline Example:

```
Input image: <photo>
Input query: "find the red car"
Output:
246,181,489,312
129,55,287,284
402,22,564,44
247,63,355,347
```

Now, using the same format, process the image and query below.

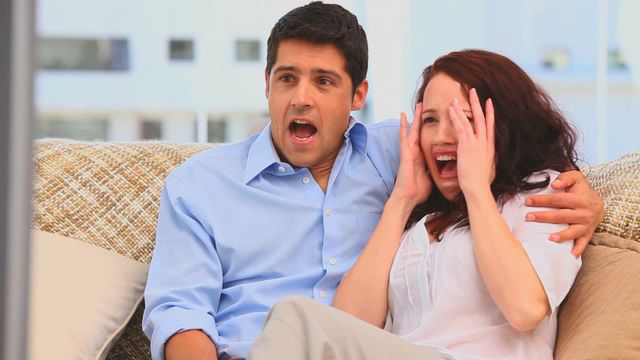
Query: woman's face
420,73,473,201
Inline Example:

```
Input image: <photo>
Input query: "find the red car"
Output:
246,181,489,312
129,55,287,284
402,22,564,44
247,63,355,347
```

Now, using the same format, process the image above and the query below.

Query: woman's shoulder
518,169,562,197
502,169,562,212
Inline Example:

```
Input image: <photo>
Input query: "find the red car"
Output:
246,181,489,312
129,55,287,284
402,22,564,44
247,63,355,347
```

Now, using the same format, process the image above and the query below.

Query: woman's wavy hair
407,49,579,237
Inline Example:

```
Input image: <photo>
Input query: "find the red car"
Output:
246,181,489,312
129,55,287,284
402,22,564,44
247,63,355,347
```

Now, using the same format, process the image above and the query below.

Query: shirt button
319,290,327,298
278,165,285,172
329,257,337,265
302,176,310,184
324,209,331,217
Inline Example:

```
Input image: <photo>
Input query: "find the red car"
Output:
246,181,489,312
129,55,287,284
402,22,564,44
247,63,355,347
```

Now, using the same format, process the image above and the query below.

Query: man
143,2,603,359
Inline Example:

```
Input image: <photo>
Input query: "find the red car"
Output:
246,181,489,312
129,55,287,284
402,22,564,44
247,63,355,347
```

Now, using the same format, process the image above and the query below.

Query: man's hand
166,330,217,360
525,170,604,257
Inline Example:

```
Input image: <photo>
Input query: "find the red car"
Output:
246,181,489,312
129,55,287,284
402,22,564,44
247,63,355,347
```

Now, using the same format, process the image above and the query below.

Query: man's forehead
275,39,346,65
273,40,347,70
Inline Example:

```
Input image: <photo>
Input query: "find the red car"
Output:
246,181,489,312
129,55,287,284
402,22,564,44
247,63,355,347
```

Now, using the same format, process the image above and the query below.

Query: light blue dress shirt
143,119,400,359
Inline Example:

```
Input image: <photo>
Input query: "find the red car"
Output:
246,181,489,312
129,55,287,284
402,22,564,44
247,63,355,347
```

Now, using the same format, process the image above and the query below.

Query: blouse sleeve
509,171,582,314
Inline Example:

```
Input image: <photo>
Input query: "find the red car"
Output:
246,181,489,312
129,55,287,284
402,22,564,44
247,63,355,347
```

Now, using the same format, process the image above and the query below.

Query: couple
143,2,602,360
249,49,583,359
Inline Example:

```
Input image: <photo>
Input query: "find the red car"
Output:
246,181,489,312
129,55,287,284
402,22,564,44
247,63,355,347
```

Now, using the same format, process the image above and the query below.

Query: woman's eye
423,117,437,124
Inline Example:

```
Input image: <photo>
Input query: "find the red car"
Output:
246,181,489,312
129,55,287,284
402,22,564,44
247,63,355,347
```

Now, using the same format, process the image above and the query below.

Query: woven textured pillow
32,139,215,263
585,150,640,241
32,139,216,360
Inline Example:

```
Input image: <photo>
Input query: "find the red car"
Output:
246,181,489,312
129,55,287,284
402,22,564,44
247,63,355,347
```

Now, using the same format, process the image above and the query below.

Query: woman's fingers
469,88,486,140
408,102,423,146
486,98,495,149
449,98,471,142
399,112,409,152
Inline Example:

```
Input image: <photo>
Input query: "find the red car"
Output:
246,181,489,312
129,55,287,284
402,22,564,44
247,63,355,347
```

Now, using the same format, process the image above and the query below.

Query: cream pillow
28,230,149,360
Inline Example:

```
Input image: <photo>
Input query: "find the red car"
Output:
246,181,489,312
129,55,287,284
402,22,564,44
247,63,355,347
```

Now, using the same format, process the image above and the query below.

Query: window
38,37,129,71
141,119,163,140
608,49,628,71
235,39,260,61
208,117,227,143
542,47,570,71
37,117,109,141
169,39,194,61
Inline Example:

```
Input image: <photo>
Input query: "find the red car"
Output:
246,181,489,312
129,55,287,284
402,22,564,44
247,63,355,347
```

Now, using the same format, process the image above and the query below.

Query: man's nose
291,80,312,109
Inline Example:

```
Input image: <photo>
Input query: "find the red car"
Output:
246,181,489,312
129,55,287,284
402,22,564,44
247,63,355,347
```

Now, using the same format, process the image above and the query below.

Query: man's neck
310,160,335,193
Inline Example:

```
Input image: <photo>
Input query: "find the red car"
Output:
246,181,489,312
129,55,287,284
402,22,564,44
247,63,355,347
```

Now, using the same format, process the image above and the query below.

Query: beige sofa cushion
555,232,640,359
29,230,149,360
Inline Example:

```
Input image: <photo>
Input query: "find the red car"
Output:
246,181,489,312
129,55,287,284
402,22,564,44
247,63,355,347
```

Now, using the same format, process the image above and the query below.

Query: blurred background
35,0,639,165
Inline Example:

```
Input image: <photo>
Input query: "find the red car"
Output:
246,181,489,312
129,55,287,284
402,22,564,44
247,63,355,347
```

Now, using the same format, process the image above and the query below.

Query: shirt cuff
149,307,220,360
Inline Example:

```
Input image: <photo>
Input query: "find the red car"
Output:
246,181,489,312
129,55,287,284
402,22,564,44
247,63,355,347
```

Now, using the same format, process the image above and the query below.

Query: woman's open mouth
435,155,458,178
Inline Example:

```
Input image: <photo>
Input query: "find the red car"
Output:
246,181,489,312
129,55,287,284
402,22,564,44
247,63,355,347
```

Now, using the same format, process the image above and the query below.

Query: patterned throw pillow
585,150,640,241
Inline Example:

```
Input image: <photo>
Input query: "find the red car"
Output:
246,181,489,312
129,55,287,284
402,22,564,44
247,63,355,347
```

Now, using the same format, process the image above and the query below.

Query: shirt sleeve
510,172,582,315
142,174,223,360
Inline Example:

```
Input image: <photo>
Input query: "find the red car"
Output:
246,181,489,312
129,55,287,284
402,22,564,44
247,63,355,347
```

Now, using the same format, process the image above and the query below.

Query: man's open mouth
435,155,457,176
289,120,318,141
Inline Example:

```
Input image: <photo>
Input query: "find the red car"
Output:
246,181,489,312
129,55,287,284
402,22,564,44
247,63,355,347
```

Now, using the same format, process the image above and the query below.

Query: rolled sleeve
146,306,220,360
143,174,224,359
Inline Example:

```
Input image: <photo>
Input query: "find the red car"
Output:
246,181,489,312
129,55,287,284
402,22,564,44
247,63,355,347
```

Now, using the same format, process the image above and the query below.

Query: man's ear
265,70,271,98
351,79,369,111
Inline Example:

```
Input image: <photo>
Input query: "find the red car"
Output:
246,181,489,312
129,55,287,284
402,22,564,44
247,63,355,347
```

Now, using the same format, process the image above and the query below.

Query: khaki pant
248,296,444,360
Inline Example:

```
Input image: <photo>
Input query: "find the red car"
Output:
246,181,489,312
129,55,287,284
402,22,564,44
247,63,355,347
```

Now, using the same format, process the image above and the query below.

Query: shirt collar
243,124,281,184
346,117,368,154
242,117,368,184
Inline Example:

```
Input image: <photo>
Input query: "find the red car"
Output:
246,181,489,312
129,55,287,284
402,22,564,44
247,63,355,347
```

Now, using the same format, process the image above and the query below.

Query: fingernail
453,97,459,105
549,234,560,241
526,213,535,221
525,198,532,206
471,88,476,95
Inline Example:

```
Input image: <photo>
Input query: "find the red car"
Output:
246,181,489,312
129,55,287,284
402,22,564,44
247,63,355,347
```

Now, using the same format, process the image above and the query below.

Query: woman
250,50,582,360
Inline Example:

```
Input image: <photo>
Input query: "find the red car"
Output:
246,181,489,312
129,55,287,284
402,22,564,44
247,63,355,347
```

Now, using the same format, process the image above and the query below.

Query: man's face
265,39,368,169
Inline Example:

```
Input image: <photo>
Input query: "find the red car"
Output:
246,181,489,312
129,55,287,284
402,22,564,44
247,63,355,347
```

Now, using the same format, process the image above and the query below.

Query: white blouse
385,170,582,360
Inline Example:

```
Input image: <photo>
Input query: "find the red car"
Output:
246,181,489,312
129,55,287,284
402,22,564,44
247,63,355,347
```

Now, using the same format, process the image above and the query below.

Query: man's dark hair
266,1,368,94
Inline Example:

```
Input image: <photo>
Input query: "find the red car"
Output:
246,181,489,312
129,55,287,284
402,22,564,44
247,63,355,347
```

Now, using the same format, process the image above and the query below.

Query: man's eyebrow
313,68,342,80
273,66,301,74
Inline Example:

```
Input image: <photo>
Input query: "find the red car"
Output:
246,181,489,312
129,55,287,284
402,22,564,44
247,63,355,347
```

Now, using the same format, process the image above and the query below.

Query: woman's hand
449,88,495,199
390,102,432,210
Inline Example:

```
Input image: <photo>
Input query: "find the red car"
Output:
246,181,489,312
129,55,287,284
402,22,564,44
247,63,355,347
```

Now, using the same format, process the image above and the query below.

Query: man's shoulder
168,134,259,182
363,118,401,151
364,118,400,132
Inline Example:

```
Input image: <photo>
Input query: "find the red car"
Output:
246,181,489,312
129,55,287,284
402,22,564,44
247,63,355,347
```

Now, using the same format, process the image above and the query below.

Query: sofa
31,138,640,359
